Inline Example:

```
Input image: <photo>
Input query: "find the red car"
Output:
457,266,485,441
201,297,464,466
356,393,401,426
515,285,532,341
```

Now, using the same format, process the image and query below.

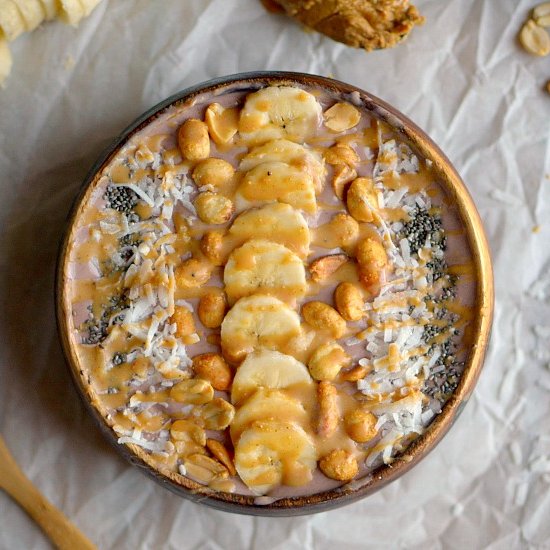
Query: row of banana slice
0,0,103,85
212,87,327,495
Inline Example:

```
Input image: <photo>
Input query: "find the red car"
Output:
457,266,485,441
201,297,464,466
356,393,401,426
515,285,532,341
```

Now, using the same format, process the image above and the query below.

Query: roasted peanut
170,379,214,405
192,353,232,391
183,453,228,485
205,103,239,145
324,144,359,167
316,381,340,438
332,164,357,200
534,2,550,26
198,291,227,329
178,119,210,161
174,440,207,458
170,306,196,343
308,342,351,381
195,192,234,225
206,439,236,476
309,254,348,283
326,213,359,249
347,177,378,222
197,398,235,430
175,258,212,288
319,449,358,481
324,103,361,132
356,237,388,290
519,19,550,56
341,365,369,382
192,158,235,190
344,408,378,443
334,282,364,321
200,231,225,265
357,239,387,268
170,419,206,446
302,301,347,339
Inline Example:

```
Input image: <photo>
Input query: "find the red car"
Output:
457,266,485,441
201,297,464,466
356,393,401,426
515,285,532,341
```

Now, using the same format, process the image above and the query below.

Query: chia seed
81,292,129,345
104,184,138,214
399,206,444,255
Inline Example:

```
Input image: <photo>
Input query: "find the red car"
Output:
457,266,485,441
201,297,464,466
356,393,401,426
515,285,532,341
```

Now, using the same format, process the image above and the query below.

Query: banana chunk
230,388,308,443
239,86,322,145
39,0,59,20
0,1,26,41
11,0,44,32
58,0,85,26
220,295,301,363
234,420,317,495
224,239,307,305
235,161,317,214
0,39,12,86
229,202,311,259
231,350,312,405
239,139,325,193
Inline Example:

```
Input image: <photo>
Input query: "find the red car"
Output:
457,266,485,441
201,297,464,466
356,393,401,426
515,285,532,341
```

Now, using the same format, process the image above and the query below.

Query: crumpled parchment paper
1,1,549,548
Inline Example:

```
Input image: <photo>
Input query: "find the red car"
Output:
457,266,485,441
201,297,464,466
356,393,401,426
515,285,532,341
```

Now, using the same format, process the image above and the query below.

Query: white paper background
1,1,550,548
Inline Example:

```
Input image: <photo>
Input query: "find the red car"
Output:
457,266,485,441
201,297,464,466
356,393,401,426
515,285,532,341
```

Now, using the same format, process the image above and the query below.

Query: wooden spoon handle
0,438,96,550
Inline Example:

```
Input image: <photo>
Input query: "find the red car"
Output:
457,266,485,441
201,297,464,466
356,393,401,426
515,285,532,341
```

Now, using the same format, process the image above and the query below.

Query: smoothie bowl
56,72,493,515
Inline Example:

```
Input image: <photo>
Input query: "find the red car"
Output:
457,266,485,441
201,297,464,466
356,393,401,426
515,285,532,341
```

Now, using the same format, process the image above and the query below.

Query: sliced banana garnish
39,0,59,20
0,1,26,41
11,0,45,32
58,0,85,26
234,420,317,495
235,161,317,214
231,350,312,405
230,388,308,442
229,202,311,259
239,86,322,145
224,239,307,305
239,139,325,193
220,294,301,363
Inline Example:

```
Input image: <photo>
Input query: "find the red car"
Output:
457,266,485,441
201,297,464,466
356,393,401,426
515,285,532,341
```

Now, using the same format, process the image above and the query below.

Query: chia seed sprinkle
399,206,445,254
104,184,138,214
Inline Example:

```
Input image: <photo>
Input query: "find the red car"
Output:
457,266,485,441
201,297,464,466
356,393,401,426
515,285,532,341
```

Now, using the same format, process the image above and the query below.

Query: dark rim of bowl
55,71,494,516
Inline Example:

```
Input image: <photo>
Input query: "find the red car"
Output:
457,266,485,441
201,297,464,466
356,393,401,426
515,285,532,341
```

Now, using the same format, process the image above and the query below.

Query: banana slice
239,139,325,193
229,203,310,259
224,239,307,305
231,350,312,405
239,86,322,145
235,420,317,495
0,39,12,87
11,0,44,32
58,0,85,26
235,161,317,214
220,294,301,363
39,0,58,20
0,1,26,41
230,388,308,442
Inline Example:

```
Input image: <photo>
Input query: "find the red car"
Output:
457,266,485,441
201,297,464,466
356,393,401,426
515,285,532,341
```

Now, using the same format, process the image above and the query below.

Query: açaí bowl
56,71,494,516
